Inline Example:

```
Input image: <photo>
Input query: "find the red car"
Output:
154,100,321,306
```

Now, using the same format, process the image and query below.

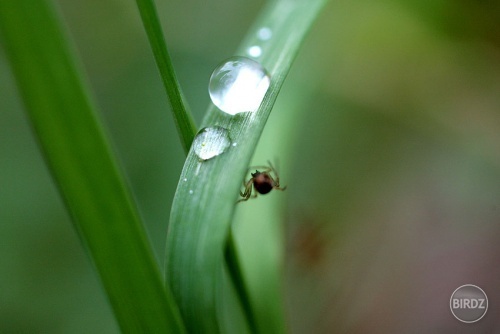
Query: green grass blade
224,231,258,333
165,0,329,332
135,0,197,153
0,1,185,332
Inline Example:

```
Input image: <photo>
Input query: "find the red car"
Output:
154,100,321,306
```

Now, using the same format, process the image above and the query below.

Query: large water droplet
192,126,232,161
209,57,270,115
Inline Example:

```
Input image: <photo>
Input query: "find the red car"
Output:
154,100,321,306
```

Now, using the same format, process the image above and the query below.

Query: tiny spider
238,161,287,203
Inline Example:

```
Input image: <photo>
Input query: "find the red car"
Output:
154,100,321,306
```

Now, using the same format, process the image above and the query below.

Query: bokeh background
1,0,499,332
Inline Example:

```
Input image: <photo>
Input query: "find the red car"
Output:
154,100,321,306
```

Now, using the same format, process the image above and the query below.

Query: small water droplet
247,46,262,58
258,27,272,41
189,189,194,195
232,142,237,147
192,126,232,161
209,56,270,115
183,178,187,182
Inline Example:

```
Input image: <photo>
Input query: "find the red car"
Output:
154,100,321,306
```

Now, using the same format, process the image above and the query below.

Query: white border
450,284,488,323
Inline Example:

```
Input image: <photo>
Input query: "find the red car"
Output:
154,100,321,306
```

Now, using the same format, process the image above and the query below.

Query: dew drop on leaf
192,126,232,161
257,27,272,41
247,46,262,58
208,56,270,115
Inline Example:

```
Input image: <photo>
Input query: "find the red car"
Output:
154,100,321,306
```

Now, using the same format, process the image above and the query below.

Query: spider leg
267,160,285,188
273,184,287,191
237,190,251,203
237,179,254,203
239,178,251,196
267,160,276,170
267,160,279,180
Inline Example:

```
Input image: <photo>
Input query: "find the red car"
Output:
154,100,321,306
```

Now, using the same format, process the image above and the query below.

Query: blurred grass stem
136,0,197,153
0,0,186,332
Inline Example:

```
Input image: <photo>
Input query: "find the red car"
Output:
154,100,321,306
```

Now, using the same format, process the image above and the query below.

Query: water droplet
258,27,272,41
247,46,262,58
189,189,194,195
183,178,187,182
209,57,270,115
192,126,232,161
232,142,237,147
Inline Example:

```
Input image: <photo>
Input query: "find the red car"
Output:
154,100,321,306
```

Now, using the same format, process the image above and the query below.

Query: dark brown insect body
238,161,286,202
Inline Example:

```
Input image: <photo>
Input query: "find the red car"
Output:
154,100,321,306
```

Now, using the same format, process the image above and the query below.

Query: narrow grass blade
224,231,257,333
135,0,197,153
0,1,185,332
165,0,329,332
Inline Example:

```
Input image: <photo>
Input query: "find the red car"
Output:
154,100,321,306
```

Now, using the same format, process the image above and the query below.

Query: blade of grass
0,1,185,332
224,231,257,333
135,0,197,153
165,0,329,332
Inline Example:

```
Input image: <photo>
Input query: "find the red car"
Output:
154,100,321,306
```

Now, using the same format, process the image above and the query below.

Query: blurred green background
1,0,499,333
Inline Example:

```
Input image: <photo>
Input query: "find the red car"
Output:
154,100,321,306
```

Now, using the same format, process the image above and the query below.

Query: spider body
252,171,274,194
238,161,286,202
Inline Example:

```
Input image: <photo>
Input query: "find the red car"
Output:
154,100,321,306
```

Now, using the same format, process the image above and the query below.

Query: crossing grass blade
135,0,197,153
165,0,329,332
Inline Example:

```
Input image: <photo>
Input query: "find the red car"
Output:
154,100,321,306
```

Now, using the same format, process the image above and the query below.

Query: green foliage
165,0,328,332
135,0,197,153
0,0,184,332
3,0,500,332
0,0,328,332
